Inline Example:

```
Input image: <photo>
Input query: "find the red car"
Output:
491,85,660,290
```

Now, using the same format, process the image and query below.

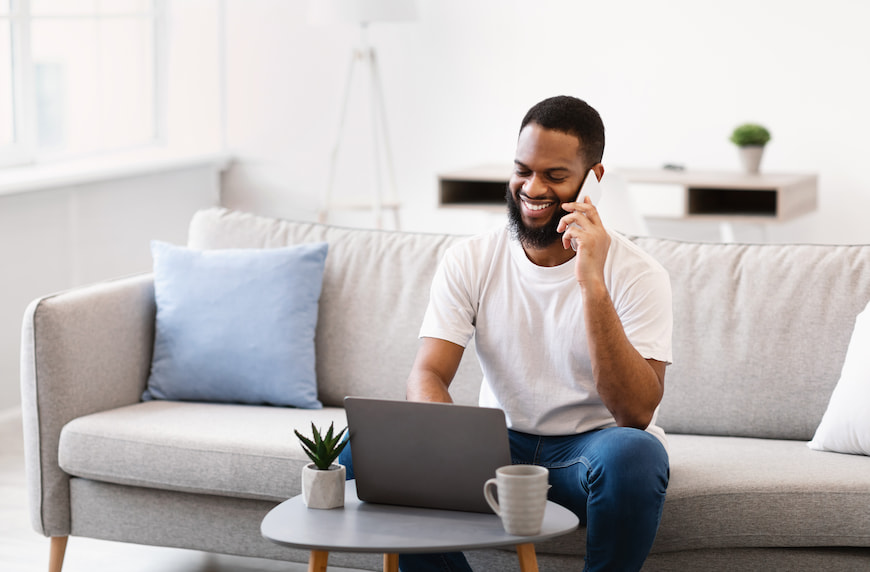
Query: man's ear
592,163,605,182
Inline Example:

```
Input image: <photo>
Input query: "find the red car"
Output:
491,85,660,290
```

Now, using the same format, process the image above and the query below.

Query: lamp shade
307,0,417,25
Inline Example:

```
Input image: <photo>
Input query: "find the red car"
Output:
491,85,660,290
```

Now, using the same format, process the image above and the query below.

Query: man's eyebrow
513,160,569,174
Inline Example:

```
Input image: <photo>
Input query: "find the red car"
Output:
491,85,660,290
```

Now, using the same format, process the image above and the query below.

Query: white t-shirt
420,225,673,443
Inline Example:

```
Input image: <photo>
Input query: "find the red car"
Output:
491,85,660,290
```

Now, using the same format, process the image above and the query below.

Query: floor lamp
309,0,416,230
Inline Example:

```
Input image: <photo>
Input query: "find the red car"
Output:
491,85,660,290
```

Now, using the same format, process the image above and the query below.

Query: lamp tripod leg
368,52,384,229
322,49,360,224
322,23,401,230
369,47,400,230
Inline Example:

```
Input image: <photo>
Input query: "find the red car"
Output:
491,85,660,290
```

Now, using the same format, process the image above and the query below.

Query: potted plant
294,422,349,509
730,123,771,174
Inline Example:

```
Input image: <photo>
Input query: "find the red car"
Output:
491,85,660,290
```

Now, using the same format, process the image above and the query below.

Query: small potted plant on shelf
730,123,771,174
294,422,349,509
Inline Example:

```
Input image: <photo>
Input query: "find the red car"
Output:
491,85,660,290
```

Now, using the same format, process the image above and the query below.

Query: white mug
483,464,550,536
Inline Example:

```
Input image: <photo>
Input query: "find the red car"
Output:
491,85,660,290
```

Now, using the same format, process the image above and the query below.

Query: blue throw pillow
143,240,328,408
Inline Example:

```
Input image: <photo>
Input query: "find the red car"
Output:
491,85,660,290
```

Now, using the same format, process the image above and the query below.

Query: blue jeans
338,426,669,572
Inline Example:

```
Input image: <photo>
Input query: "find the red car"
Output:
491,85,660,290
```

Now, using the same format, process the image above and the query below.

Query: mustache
516,190,558,203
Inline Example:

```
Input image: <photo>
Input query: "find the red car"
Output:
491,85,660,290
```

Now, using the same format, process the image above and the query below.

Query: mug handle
483,478,501,516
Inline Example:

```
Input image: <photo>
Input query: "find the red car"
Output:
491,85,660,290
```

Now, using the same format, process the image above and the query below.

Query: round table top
261,480,579,554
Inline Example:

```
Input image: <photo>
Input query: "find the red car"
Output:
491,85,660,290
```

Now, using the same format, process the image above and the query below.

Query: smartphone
575,168,603,206
566,169,602,251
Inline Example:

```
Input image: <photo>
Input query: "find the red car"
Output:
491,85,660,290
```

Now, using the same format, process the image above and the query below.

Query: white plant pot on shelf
738,145,765,174
301,463,346,509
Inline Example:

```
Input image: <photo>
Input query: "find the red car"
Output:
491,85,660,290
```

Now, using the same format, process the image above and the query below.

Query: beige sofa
21,207,870,571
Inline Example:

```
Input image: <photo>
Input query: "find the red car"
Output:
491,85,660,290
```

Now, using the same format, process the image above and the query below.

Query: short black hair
519,96,605,169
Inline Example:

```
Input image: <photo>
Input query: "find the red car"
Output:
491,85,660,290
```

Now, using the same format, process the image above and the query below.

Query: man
404,95,672,571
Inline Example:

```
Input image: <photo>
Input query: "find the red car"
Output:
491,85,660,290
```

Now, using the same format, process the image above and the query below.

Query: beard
505,184,568,250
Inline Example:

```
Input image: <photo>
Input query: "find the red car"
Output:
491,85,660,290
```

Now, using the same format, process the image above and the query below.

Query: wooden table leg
383,553,399,572
516,543,539,572
308,549,329,572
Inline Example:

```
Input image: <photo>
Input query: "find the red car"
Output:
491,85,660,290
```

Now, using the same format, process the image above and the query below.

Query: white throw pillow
808,300,870,455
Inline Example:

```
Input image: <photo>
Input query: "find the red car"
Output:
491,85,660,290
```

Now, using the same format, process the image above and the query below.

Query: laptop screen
344,397,511,513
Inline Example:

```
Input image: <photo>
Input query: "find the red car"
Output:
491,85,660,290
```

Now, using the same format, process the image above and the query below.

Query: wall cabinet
438,165,818,223
617,168,817,222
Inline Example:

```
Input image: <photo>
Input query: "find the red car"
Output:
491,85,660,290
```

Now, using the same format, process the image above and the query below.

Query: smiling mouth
521,197,556,212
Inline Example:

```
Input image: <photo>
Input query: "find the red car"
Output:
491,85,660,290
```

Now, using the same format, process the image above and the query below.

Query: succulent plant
730,123,771,147
294,422,348,470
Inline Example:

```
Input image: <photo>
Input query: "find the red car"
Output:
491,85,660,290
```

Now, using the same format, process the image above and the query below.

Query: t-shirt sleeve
617,265,674,364
419,246,477,348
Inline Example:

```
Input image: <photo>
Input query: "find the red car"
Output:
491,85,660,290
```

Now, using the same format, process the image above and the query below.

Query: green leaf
730,123,771,146
295,422,349,470
294,429,317,455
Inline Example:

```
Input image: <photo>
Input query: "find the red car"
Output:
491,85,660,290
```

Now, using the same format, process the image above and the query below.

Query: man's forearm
406,337,465,403
582,282,664,429
406,371,454,403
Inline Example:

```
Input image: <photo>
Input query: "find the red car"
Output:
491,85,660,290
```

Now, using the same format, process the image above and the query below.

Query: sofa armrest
20,273,156,536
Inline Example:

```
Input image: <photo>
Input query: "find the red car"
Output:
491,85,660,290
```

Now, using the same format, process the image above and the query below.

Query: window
0,0,160,166
0,1,14,153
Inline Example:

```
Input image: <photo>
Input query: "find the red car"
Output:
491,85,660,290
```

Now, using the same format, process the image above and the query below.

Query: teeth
524,200,552,211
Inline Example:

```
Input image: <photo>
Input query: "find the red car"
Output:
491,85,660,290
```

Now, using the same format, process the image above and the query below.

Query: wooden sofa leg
49,536,68,572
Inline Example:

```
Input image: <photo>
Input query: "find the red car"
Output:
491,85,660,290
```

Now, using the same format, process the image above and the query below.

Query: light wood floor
0,408,364,572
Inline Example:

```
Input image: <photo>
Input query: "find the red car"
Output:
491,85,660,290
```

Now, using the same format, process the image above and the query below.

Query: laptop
343,396,511,513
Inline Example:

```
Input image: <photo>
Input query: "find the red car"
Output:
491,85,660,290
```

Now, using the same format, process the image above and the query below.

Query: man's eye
515,169,531,177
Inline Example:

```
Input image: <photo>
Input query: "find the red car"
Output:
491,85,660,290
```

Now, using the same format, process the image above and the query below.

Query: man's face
507,123,587,250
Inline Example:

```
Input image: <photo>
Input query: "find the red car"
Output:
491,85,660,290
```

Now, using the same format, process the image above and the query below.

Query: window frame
0,0,165,168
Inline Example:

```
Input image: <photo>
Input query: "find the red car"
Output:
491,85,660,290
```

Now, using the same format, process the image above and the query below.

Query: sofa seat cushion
655,434,870,551
536,434,870,557
58,400,348,502
60,402,870,556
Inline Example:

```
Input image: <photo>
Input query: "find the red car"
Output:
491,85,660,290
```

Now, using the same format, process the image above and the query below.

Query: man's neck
521,240,576,267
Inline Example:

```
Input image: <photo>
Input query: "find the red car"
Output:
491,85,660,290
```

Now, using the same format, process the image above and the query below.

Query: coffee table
261,480,579,572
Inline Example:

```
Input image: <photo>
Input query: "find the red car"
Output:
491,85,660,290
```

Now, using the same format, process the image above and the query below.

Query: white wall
222,0,870,243
0,164,222,412
6,0,868,408
0,1,225,412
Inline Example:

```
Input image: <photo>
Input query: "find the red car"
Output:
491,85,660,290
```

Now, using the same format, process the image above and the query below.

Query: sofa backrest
187,208,483,408
189,208,870,442
633,237,870,440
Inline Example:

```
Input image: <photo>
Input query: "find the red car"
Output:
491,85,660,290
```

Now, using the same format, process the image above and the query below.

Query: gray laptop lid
344,397,511,513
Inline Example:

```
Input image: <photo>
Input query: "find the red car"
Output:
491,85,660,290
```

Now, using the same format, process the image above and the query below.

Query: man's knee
589,428,669,494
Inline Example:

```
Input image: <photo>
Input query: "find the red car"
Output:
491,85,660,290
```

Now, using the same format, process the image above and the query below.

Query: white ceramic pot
738,145,765,174
301,463,346,509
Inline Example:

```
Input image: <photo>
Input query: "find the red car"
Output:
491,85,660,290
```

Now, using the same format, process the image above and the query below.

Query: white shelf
617,168,818,223
437,165,818,224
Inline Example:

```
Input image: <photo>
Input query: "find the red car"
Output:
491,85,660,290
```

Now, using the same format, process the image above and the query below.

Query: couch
21,206,870,571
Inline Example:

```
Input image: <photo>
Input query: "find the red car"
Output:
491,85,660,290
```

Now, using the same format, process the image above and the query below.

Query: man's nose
522,174,547,197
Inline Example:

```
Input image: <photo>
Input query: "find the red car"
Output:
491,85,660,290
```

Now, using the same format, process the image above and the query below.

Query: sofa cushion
631,238,870,440
186,208,485,408
656,435,870,551
58,401,348,501
143,240,327,408
536,434,870,556
809,299,870,455
59,403,870,554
